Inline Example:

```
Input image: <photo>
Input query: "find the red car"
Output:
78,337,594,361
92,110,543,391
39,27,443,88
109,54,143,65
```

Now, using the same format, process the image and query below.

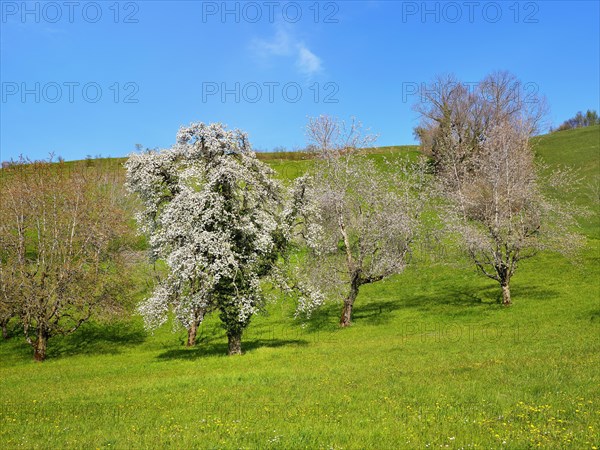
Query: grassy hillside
533,125,599,179
0,129,598,449
533,125,600,238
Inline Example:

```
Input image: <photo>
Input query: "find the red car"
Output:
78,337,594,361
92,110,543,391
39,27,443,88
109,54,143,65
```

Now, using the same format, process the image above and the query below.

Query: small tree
126,122,285,354
440,120,584,305
0,158,130,360
297,116,428,326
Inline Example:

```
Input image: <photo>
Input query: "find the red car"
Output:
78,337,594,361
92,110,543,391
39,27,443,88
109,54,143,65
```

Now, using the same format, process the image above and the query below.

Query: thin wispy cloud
251,26,323,76
296,45,322,75
252,28,291,57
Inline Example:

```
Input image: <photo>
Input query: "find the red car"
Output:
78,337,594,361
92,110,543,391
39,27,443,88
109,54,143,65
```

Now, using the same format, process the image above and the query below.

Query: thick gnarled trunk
340,299,354,327
34,328,48,362
501,281,512,306
496,265,512,306
227,331,242,355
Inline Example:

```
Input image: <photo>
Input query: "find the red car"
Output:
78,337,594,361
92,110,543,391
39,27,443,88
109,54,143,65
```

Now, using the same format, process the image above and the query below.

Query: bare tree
298,116,428,326
0,268,17,339
414,71,548,172
0,157,131,360
413,72,578,305
440,120,584,305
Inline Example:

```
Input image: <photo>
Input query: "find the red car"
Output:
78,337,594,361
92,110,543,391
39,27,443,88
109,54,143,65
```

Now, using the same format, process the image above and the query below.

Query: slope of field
0,128,598,449
533,124,600,238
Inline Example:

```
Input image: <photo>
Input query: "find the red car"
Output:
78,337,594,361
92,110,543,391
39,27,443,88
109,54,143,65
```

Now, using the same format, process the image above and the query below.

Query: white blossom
125,122,287,351
292,115,429,325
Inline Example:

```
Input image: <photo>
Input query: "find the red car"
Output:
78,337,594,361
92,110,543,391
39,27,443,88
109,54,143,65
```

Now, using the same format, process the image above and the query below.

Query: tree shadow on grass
352,298,415,325
48,320,147,359
590,309,600,322
399,287,496,312
397,284,560,316
510,284,561,302
0,335,35,366
311,288,494,327
155,338,309,360
294,288,490,331
299,302,342,334
305,282,561,328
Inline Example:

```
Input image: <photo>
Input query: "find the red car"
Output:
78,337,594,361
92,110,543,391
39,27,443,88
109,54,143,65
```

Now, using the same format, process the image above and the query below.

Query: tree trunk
501,281,512,306
186,321,198,347
1,322,8,340
33,329,48,362
340,279,360,327
227,331,242,355
186,309,205,347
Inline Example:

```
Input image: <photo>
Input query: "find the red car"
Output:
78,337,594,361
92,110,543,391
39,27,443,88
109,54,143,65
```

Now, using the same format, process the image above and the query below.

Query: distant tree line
551,109,599,132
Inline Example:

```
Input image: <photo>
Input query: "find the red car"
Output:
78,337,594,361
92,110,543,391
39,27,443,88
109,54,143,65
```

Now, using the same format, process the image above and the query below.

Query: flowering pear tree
126,122,284,354
296,116,429,326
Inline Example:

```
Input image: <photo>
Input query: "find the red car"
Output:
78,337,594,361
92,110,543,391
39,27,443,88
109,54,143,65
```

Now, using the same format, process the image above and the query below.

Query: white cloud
251,26,323,76
252,28,291,57
296,45,322,75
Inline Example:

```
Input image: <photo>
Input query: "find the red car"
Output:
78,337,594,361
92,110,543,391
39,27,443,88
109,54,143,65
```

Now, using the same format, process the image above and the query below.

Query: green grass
1,128,599,449
533,126,599,179
533,125,600,237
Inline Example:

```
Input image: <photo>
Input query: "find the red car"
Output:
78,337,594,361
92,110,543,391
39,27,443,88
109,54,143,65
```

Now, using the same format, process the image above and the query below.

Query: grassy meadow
0,127,599,449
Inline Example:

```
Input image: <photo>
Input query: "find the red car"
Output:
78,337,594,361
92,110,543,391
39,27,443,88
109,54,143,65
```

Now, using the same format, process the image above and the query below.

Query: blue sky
1,0,599,161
